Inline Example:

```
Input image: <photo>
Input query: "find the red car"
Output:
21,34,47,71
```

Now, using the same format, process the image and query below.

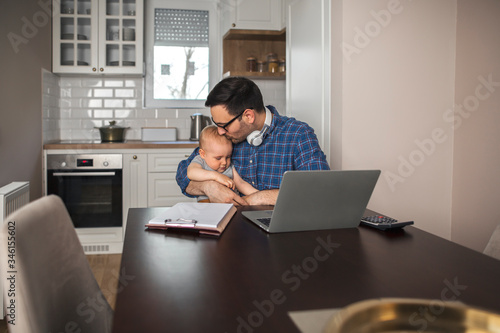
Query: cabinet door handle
133,155,138,160
100,68,104,72
92,67,97,72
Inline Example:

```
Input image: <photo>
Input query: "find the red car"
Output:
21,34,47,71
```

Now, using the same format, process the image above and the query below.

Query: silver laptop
242,170,381,233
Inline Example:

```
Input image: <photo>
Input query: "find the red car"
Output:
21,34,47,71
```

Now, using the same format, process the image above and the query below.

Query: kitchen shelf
223,28,285,41
223,28,286,80
223,71,285,79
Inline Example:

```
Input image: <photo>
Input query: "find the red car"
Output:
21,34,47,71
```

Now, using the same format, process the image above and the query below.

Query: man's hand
186,180,248,206
205,181,247,205
243,189,279,206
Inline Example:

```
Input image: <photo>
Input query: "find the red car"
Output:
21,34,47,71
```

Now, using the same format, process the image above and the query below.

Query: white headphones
246,107,272,146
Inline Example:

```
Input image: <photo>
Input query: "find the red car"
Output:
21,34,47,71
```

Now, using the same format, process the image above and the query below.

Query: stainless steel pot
95,121,129,142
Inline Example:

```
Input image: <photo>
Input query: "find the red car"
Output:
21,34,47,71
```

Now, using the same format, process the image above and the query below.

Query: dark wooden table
112,206,500,332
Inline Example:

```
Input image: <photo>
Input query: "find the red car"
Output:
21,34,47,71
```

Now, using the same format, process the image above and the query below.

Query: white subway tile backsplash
71,109,93,118
115,109,135,118
47,95,60,108
82,119,102,129
157,109,177,119
104,79,125,87
104,99,124,108
94,89,114,97
60,108,72,119
124,119,146,127
94,109,113,118
82,99,103,108
178,109,209,119
61,88,72,98
43,76,285,141
125,79,140,87
178,129,192,141
60,129,73,138
60,119,82,128
124,99,138,108
145,119,168,127
60,98,81,108
71,129,96,140
60,77,82,87
167,118,190,129
72,88,93,98
138,108,156,118
42,105,55,121
115,88,135,98
82,79,103,87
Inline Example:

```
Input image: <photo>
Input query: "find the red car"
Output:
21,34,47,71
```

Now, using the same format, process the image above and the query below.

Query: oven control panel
47,154,122,170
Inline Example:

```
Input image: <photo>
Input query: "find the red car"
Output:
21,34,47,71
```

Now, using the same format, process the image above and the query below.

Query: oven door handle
52,172,116,177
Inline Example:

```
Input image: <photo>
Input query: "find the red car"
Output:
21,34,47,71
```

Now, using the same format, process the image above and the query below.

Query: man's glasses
211,108,251,130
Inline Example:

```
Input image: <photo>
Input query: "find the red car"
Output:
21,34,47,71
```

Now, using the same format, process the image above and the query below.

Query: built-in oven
46,154,123,253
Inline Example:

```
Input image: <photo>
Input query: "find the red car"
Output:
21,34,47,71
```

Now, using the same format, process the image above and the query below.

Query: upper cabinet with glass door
99,0,143,74
52,0,143,75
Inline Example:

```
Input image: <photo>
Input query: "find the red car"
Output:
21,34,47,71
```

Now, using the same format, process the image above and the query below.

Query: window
144,0,220,108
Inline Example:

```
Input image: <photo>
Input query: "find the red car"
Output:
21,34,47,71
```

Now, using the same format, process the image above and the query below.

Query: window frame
144,0,221,108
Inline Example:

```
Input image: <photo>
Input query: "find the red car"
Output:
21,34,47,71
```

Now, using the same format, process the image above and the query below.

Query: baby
187,125,257,201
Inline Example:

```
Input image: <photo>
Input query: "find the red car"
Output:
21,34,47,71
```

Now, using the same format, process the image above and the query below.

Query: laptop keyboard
257,218,271,227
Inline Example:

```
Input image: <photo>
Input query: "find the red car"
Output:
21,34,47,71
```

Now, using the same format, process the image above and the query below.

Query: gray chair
484,224,500,260
0,195,113,333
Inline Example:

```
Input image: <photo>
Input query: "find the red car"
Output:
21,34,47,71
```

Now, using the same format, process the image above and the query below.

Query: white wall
0,0,51,199
333,0,457,240
452,0,500,252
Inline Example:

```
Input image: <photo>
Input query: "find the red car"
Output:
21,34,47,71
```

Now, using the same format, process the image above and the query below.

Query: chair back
0,195,113,333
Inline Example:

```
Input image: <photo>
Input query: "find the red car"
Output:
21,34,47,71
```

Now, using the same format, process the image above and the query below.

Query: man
176,77,329,205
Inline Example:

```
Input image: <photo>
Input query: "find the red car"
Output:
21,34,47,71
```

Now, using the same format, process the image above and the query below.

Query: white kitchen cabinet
122,150,195,227
122,153,148,231
281,0,293,29
52,0,143,75
147,151,196,207
148,173,192,207
221,0,282,32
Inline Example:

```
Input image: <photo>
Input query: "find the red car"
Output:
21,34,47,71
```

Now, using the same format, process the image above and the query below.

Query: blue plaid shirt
176,106,330,197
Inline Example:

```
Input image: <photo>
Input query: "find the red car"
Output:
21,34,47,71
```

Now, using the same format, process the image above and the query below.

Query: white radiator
0,181,30,224
0,181,30,318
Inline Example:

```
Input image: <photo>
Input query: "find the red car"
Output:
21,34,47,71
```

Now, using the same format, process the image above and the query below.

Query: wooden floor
86,253,122,310
0,254,122,332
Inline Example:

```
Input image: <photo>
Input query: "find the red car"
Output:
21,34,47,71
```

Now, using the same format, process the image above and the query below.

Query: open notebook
146,202,237,236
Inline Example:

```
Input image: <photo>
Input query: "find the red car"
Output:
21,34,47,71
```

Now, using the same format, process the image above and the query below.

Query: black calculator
360,214,414,230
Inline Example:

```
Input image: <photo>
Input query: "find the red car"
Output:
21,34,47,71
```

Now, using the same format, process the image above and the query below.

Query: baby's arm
233,167,258,196
187,162,235,189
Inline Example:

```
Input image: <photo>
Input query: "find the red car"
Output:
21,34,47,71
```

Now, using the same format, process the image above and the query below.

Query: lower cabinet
123,153,148,210
147,172,193,207
147,151,196,207
123,149,195,230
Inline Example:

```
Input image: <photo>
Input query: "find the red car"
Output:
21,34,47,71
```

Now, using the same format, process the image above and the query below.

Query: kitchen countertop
43,140,199,150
